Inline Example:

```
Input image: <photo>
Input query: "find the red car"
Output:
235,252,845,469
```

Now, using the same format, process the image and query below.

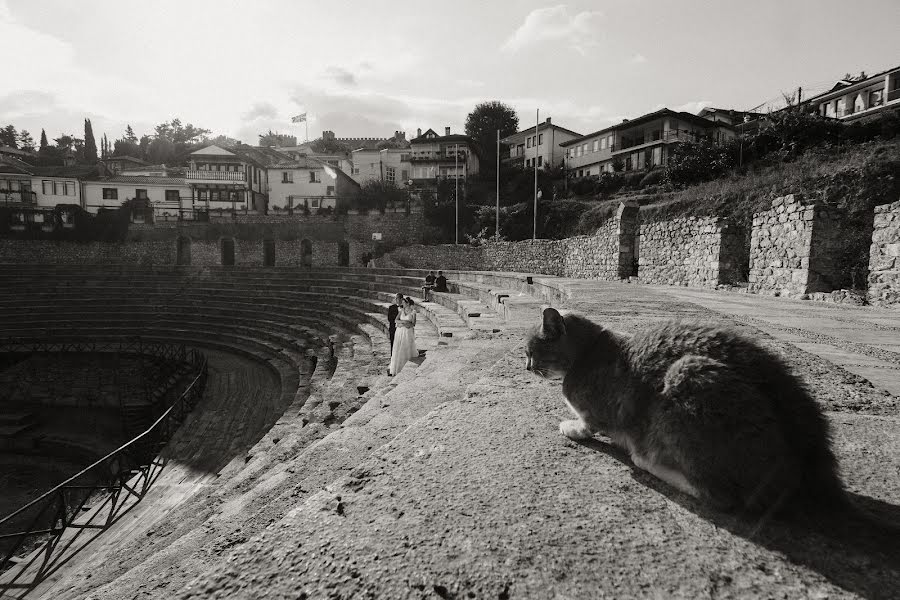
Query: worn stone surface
868,200,900,307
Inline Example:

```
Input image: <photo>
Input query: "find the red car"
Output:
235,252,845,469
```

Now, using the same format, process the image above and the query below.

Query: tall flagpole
455,143,459,245
533,108,539,240
495,129,500,239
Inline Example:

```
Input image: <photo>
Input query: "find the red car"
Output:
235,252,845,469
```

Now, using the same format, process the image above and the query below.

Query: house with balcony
797,65,900,121
186,144,266,214
500,118,581,170
562,108,732,177
349,148,412,188
408,127,479,185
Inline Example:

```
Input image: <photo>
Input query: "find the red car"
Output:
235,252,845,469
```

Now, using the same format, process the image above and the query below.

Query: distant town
0,64,897,225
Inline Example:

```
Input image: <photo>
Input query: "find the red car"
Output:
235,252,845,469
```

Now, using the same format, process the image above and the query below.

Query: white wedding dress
388,311,418,376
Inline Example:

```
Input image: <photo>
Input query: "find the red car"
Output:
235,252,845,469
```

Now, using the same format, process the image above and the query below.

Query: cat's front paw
559,419,593,440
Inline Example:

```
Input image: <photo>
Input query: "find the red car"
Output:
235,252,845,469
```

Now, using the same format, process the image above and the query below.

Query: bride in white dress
388,297,418,376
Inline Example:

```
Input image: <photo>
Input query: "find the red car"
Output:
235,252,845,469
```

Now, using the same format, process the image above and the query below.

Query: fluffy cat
525,307,845,514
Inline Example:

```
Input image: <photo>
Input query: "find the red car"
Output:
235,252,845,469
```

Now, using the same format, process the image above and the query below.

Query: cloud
325,67,358,87
629,53,648,64
502,5,603,54
0,90,58,117
241,102,278,121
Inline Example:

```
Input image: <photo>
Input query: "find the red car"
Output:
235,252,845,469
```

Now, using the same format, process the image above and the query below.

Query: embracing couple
387,293,418,376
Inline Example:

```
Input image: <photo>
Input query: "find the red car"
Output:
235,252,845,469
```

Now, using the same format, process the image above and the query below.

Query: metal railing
185,170,246,182
0,342,208,590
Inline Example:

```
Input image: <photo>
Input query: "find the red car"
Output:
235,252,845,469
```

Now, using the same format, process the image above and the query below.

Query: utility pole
533,108,539,240
455,143,459,245
495,129,500,239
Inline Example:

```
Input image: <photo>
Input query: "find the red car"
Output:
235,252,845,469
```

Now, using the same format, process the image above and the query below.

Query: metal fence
0,341,208,591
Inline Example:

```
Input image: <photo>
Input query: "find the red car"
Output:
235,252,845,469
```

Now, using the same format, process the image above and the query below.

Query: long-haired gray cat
525,308,845,514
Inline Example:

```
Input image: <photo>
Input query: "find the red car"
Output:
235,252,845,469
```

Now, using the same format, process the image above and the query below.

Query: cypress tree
84,119,98,162
40,129,49,151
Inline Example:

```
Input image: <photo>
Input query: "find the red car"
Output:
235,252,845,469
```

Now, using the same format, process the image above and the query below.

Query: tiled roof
560,108,722,147
501,122,582,142
0,156,35,175
104,155,148,165
84,176,187,185
29,165,100,178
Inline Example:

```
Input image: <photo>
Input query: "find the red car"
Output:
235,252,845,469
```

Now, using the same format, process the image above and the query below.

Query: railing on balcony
185,170,246,182
886,88,900,103
409,150,468,162
611,130,704,152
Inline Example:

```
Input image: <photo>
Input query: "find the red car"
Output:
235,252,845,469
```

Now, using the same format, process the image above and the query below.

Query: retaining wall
748,194,846,296
639,215,746,287
868,199,900,306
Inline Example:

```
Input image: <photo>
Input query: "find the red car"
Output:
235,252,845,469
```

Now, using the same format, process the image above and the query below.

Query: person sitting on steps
433,271,449,293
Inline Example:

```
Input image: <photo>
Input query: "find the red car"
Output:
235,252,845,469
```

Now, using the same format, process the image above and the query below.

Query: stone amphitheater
0,221,899,598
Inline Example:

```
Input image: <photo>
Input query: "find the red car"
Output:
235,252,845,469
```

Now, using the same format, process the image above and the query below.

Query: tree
125,124,138,143
147,136,176,164
0,124,17,148
54,134,75,151
83,119,98,162
18,130,35,152
310,137,350,154
464,101,519,169
208,134,241,148
40,129,49,151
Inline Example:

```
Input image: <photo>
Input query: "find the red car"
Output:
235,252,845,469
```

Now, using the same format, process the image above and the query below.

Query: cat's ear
540,308,566,340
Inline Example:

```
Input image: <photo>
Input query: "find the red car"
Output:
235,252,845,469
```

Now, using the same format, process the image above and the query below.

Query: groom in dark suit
387,293,403,355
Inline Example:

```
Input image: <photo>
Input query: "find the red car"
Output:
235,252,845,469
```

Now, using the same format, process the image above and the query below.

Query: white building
82,176,190,217
501,118,582,170
350,148,412,188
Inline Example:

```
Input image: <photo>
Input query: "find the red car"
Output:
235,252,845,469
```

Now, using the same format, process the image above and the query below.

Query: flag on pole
291,113,307,123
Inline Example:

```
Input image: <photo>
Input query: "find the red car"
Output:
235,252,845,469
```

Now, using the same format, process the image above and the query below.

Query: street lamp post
455,143,459,245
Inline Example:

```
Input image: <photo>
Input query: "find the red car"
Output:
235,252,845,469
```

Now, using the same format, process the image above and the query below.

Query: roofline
560,108,725,146
500,122,582,143
800,64,900,105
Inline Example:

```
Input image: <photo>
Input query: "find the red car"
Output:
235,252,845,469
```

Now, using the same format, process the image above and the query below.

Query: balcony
610,130,703,153
185,170,246,183
409,150,468,162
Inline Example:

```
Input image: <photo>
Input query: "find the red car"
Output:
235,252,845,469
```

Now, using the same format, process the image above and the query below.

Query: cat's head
525,307,577,380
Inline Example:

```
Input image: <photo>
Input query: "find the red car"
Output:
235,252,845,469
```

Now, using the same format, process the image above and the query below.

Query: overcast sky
2,0,898,146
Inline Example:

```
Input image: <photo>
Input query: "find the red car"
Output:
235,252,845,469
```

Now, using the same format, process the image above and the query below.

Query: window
136,189,148,200
282,171,293,183
309,171,321,183
351,167,359,175
385,166,396,183
600,138,607,150
65,182,75,196
53,181,62,195
165,190,179,202
310,198,321,208
526,137,532,148
607,135,613,147
581,143,588,155
199,190,209,201
102,188,118,200
592,140,599,152
326,186,335,196
537,156,543,167
538,134,543,145
401,169,409,182
42,181,51,195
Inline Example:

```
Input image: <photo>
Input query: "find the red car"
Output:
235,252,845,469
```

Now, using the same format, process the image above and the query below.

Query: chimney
546,117,551,124
417,127,422,138
445,126,451,136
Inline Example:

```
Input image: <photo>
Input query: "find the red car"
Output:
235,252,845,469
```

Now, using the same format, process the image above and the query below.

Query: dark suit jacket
434,276,448,292
388,304,400,328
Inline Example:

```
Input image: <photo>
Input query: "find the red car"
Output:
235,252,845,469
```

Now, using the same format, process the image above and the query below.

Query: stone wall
0,210,427,267
639,216,746,287
868,199,900,306
384,202,639,279
748,194,846,296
